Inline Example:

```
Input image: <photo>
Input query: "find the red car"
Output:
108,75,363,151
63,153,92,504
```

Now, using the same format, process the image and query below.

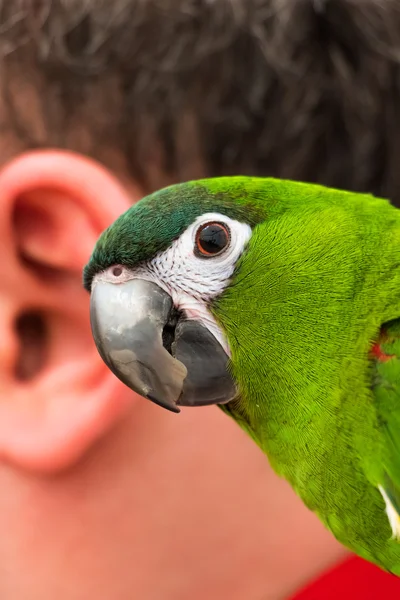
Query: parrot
84,176,400,575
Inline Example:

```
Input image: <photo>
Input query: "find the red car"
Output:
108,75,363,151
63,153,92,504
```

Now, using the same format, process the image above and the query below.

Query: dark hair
2,0,400,202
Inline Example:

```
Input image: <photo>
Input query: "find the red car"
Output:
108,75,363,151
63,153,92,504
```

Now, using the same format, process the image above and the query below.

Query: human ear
0,150,141,473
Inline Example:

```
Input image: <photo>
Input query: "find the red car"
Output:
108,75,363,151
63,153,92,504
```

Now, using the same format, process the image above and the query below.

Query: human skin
0,150,348,600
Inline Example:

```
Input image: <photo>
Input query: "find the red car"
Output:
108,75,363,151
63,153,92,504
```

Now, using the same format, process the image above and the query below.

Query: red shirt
290,556,400,600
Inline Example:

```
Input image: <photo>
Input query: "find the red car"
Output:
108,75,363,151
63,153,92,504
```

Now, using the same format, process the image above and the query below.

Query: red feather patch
370,342,394,362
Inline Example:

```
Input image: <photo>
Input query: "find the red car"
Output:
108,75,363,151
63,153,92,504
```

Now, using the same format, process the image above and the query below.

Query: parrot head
83,176,382,419
83,177,276,413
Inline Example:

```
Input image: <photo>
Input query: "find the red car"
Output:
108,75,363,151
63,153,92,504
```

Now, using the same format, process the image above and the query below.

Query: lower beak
90,278,237,413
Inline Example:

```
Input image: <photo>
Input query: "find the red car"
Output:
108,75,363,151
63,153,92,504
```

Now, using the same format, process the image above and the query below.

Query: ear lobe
0,150,142,473
0,365,134,474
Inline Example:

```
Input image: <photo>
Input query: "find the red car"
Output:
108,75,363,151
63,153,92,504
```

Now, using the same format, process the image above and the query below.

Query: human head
0,1,398,598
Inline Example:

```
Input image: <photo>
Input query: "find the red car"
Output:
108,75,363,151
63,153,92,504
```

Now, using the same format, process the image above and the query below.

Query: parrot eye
195,222,230,257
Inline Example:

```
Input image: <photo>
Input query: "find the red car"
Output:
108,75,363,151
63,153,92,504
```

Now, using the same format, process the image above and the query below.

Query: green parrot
84,176,400,575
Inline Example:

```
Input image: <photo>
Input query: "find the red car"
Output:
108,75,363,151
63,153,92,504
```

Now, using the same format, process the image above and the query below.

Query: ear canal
14,310,48,382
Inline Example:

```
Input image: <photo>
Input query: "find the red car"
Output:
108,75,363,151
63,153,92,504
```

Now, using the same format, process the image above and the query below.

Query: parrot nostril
14,311,48,381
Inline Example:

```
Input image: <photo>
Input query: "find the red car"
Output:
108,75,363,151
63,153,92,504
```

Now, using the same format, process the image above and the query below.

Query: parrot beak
89,278,237,413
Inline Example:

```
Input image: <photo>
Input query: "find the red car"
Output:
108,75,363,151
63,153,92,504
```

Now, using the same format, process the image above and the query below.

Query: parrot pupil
197,223,229,256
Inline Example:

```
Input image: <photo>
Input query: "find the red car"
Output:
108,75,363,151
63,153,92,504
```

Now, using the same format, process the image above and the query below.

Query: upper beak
90,278,237,413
